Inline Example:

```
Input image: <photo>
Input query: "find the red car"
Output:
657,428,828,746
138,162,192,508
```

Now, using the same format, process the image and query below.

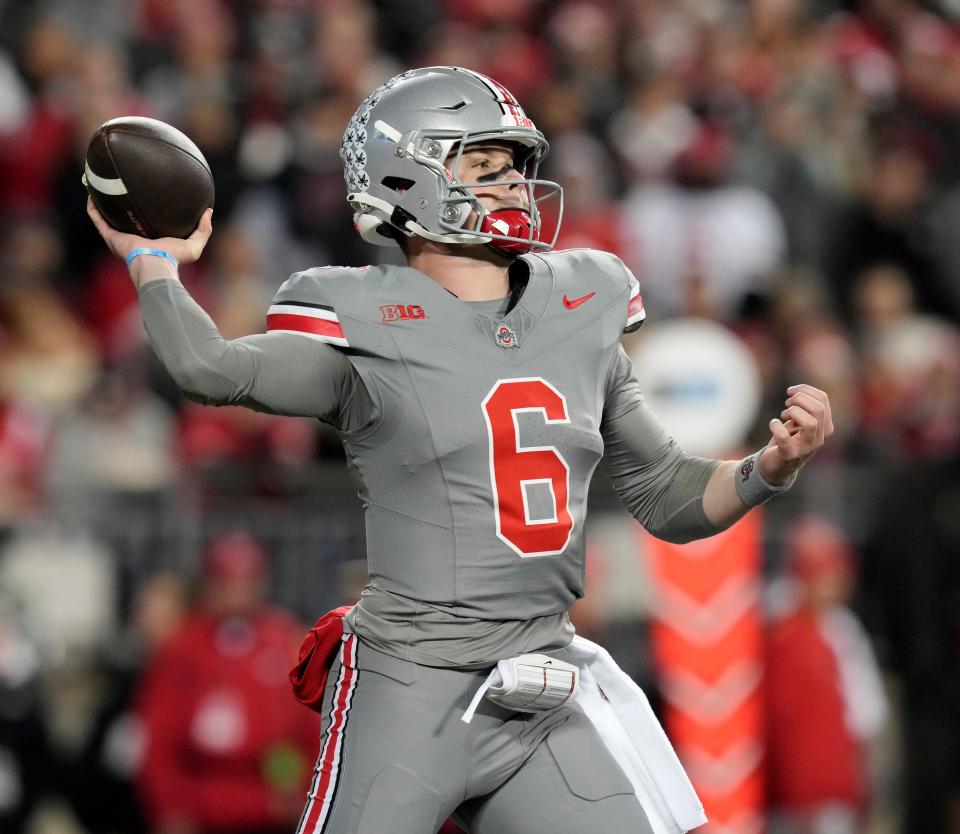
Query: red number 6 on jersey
481,378,573,557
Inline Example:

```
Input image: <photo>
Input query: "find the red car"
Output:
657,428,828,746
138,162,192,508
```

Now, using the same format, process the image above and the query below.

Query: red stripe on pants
299,635,357,834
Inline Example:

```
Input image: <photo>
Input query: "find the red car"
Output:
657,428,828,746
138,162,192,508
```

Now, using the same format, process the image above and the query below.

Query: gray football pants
295,634,654,834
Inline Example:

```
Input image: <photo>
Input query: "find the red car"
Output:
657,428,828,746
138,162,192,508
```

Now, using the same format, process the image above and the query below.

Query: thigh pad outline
545,712,635,802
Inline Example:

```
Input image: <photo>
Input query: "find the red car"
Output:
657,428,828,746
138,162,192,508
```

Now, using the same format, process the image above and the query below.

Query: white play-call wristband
462,653,579,724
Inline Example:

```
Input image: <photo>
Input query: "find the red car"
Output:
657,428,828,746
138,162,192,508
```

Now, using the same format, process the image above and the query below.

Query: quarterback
89,67,832,834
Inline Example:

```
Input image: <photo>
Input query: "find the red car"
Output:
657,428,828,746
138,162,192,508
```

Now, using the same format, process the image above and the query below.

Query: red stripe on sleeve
267,313,345,341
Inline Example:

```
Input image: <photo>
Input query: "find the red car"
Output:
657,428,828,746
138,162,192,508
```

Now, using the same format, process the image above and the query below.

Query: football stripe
627,279,645,326
267,304,339,322
84,162,128,196
321,636,359,834
271,300,336,314
298,635,358,834
627,305,646,326
458,68,501,101
267,313,344,337
457,68,534,128
486,74,519,106
459,67,516,106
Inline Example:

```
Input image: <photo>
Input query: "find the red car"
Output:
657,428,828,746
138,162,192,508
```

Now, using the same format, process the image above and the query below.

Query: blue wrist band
125,248,178,268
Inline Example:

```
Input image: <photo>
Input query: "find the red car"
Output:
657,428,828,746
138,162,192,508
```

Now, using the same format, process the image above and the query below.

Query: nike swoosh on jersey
562,292,596,310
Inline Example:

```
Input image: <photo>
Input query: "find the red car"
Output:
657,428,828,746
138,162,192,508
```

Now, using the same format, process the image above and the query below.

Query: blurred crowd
1,0,959,832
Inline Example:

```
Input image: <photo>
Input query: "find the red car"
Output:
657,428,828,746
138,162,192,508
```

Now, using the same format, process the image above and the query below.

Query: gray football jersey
267,250,641,624
138,247,716,668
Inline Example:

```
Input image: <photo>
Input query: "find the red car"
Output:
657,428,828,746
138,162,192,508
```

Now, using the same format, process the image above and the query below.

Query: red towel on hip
289,606,352,711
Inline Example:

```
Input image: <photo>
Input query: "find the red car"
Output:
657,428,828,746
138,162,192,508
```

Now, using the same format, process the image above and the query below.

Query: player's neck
406,243,510,301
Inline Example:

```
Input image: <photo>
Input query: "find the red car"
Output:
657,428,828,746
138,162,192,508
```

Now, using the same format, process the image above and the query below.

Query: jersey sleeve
600,346,721,543
266,269,351,347
533,248,646,334
138,278,375,432
621,260,646,334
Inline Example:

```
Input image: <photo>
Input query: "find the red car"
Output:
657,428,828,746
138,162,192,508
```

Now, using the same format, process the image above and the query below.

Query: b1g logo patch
495,324,519,349
381,304,426,322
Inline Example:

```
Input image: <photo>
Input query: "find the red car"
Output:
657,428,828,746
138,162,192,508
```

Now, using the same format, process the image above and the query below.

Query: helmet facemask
342,68,564,258
427,133,563,256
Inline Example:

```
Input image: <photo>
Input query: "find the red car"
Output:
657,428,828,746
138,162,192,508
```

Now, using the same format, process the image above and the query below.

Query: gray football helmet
340,66,563,255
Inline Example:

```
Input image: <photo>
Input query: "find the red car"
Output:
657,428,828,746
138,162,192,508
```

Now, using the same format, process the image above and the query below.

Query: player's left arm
701,383,833,528
601,346,722,543
602,254,832,535
601,349,832,542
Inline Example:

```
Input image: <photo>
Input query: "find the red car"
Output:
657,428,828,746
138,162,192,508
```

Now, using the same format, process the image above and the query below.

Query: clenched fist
760,384,834,484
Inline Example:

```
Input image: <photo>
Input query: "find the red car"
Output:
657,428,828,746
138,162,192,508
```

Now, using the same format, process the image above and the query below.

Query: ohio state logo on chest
495,324,518,348
381,304,426,322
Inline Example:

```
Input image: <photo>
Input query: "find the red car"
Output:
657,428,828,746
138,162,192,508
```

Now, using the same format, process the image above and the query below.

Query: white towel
567,636,707,834
461,637,707,833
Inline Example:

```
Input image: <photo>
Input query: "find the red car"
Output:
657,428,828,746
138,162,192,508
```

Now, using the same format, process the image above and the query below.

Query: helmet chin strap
349,192,486,246
348,193,541,254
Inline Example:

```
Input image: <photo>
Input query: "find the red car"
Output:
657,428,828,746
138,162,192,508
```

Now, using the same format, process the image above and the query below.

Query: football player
88,67,832,834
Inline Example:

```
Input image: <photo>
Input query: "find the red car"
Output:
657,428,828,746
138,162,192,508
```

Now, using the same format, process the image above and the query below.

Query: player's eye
476,163,516,184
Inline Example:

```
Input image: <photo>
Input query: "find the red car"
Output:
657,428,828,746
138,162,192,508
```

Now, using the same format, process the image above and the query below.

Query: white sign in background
627,318,761,458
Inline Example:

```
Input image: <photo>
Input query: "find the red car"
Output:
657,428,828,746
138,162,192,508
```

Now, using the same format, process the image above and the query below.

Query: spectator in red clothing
764,517,888,834
0,398,50,534
136,532,319,834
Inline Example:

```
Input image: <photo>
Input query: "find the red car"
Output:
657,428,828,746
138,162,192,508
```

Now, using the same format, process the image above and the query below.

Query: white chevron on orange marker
658,660,762,723
676,739,763,795
651,574,759,644
699,810,765,834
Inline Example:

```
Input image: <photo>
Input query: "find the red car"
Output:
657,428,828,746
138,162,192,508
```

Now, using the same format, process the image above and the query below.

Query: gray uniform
137,247,719,833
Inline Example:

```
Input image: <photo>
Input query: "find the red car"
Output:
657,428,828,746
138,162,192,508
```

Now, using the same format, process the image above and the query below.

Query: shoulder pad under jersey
526,248,646,334
266,266,371,348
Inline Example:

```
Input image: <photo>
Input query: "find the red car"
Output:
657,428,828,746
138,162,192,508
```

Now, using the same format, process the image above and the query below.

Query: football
83,116,215,240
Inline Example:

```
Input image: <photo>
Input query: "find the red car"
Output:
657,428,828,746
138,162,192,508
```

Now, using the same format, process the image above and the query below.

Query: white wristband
734,448,796,507
461,653,579,724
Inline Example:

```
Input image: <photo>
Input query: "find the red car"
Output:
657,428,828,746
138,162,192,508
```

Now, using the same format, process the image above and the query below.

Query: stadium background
1,0,959,832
